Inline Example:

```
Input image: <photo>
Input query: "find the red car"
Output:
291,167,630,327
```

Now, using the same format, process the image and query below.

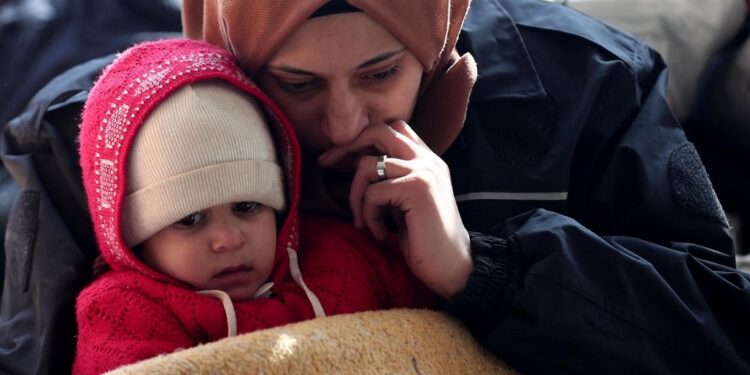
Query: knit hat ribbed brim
121,81,285,247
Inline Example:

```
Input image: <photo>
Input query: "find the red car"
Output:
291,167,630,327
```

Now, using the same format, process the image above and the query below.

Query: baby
73,39,434,375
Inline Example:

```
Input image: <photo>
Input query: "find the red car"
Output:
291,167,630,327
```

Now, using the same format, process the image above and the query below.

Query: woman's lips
213,265,251,280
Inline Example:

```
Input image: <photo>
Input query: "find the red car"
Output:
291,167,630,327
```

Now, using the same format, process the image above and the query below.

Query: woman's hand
318,121,472,298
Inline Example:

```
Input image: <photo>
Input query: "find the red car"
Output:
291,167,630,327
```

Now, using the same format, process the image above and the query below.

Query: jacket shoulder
466,0,654,70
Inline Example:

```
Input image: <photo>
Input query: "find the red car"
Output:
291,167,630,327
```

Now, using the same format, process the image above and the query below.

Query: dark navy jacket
444,1,750,373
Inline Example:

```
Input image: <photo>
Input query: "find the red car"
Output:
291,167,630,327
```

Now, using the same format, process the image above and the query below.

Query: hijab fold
182,0,476,154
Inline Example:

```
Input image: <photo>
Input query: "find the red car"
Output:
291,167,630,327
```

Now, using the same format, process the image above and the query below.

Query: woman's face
257,13,424,152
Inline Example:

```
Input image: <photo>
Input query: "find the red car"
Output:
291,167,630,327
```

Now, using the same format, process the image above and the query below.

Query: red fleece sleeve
73,285,193,375
298,215,438,316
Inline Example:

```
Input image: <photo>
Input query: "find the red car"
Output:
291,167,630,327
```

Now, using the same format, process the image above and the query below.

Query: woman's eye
365,65,400,81
233,201,262,216
278,78,320,93
172,212,205,228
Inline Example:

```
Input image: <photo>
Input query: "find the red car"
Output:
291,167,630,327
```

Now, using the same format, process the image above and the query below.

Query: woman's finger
349,155,379,229
360,175,416,243
349,155,410,229
360,181,395,241
318,123,418,167
389,120,428,148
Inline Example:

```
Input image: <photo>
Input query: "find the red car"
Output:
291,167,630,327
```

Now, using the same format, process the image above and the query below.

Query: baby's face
140,202,277,301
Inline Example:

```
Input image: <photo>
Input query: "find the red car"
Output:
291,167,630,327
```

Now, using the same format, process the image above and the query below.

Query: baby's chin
224,283,264,301
194,282,261,302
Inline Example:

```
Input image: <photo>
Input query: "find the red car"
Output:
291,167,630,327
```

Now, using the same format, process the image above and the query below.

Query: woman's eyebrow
268,65,317,76
356,48,406,69
268,48,407,75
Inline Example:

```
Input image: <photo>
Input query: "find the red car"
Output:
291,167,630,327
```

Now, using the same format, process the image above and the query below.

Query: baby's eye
233,202,262,216
172,212,205,228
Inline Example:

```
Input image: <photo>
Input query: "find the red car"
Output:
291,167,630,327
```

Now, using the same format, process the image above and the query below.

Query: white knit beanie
121,80,285,247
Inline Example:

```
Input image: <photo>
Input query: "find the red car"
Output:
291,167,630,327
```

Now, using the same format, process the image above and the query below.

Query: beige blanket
107,309,517,374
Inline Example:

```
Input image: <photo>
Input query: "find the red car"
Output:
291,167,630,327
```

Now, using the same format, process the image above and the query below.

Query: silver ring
376,155,388,181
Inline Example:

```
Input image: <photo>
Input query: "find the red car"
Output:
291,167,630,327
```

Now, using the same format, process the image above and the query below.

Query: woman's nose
321,87,368,145
209,218,245,253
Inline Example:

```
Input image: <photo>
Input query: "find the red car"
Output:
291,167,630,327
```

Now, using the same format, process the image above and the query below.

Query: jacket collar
459,0,547,102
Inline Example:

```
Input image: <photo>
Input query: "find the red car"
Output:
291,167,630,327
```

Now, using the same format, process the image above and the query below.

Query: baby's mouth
213,265,251,279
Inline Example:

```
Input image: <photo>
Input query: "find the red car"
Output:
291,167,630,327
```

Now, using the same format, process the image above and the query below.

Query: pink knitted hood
79,39,303,288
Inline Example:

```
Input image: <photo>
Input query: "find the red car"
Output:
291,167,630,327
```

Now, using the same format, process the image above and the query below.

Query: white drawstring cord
287,246,326,318
197,289,237,337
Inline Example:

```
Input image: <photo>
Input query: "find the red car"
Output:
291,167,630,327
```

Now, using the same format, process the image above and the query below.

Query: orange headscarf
182,0,477,154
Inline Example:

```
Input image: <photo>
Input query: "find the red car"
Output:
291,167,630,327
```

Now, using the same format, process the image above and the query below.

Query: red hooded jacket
74,39,434,375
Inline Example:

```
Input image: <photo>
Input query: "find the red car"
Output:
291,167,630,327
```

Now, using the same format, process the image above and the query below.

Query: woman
183,0,750,373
